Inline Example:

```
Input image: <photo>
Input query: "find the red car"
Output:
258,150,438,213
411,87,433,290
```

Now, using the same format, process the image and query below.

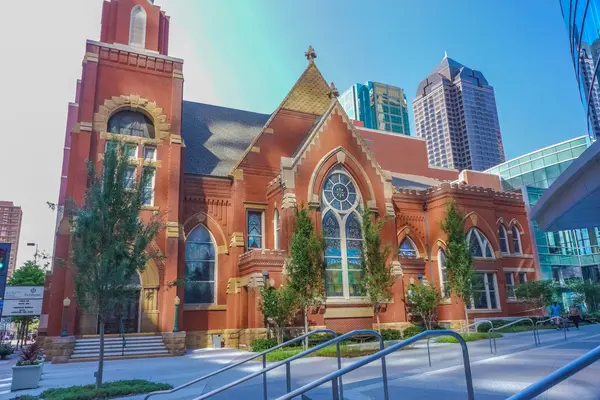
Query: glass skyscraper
340,81,410,135
560,0,600,139
486,136,600,292
413,55,505,171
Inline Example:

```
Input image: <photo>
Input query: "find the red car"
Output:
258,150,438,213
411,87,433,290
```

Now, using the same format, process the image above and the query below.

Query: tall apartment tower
340,81,411,135
577,40,600,138
413,55,505,171
0,201,23,276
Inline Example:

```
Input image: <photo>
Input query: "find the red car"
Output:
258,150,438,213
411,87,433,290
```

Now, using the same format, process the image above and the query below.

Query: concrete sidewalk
2,324,599,399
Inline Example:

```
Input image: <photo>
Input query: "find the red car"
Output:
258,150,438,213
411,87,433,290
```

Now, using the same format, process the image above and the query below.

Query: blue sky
0,0,588,267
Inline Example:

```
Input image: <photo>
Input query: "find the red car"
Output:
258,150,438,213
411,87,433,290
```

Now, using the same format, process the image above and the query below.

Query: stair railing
425,319,494,365
507,344,600,399
535,316,568,344
144,329,336,400
190,329,387,400
273,330,474,400
489,318,537,354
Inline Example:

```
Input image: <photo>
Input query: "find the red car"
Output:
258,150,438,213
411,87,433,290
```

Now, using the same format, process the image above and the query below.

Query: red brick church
42,0,538,348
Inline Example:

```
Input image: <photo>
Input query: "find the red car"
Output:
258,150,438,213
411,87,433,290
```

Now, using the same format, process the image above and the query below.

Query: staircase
70,335,170,361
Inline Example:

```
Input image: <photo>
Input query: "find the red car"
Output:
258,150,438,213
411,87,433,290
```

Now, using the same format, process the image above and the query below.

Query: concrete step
75,339,164,348
76,336,163,344
72,346,167,355
70,348,169,358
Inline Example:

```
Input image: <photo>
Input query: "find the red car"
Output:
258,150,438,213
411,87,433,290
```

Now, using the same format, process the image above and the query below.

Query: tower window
129,5,147,48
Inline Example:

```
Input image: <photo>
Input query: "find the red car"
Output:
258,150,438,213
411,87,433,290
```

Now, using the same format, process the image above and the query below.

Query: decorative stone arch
432,239,448,260
183,211,228,255
92,94,172,140
508,218,525,235
396,225,427,258
308,147,377,208
496,217,505,226
463,211,500,253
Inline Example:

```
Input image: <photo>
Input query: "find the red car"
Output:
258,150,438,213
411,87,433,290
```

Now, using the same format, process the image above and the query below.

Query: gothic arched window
467,228,495,259
398,237,418,258
129,5,147,48
108,110,155,138
322,166,363,298
498,225,509,254
512,225,522,254
273,209,280,251
438,248,450,298
185,225,216,304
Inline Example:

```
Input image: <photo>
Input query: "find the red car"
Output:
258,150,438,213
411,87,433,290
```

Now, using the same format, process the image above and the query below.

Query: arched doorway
102,273,142,335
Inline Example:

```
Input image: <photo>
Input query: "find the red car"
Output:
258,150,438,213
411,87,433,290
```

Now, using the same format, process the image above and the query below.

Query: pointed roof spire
305,45,317,64
444,50,448,58
327,82,339,99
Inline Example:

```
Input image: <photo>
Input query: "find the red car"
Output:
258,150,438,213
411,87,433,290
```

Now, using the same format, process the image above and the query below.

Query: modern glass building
560,0,600,139
486,136,600,291
413,55,505,172
340,81,411,135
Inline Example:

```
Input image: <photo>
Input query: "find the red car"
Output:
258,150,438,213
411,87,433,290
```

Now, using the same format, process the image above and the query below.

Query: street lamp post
173,296,180,333
262,270,269,339
26,242,39,264
61,297,71,337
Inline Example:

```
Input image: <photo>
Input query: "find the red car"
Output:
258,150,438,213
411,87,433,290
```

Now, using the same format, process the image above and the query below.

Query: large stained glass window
321,166,363,298
185,225,216,304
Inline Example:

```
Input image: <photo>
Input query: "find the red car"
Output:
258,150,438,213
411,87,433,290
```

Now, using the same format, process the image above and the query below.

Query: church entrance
100,273,141,335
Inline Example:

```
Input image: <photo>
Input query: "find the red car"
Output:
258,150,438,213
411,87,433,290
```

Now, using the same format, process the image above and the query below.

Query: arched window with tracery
108,110,155,138
273,209,280,251
467,228,495,259
438,248,450,298
184,225,216,304
129,5,147,48
398,237,418,258
322,166,363,298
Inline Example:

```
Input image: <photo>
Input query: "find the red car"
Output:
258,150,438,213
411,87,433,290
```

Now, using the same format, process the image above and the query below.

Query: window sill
467,309,502,314
440,298,452,305
325,297,371,305
141,206,159,211
506,299,524,303
183,304,227,311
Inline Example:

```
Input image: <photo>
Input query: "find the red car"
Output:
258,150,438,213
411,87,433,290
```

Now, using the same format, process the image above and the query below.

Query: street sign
4,286,44,300
2,299,42,316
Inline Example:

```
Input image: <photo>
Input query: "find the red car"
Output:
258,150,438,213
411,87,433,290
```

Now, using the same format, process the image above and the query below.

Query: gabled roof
181,101,270,176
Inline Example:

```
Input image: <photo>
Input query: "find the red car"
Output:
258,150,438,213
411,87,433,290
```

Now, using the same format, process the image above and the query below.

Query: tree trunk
96,321,105,389
375,306,381,333
303,307,309,351
463,303,470,330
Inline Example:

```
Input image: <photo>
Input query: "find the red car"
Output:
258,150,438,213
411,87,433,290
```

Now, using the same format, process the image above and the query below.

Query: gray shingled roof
391,173,443,191
181,101,270,176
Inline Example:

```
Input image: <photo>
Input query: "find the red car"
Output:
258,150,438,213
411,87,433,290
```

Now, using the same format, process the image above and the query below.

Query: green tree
566,280,600,311
514,280,559,310
8,261,46,347
360,207,393,332
259,285,297,344
440,199,476,326
70,142,162,388
408,280,441,330
287,206,324,349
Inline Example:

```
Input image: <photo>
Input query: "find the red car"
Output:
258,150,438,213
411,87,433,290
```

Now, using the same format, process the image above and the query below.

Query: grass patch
435,332,502,343
264,344,379,362
18,380,172,400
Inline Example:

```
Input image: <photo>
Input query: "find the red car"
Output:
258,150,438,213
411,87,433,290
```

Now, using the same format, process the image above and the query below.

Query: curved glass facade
560,0,600,139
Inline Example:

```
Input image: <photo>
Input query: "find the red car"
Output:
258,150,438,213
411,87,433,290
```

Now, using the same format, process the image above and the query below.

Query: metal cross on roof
328,82,339,99
305,45,317,63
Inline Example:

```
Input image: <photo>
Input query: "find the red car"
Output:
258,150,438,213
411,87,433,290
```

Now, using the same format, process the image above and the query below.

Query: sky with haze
0,0,587,268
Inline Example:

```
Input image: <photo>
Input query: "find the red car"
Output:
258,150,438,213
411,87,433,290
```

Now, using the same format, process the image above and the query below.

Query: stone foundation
46,336,76,364
186,328,268,349
161,331,186,356
376,322,414,332
438,320,468,330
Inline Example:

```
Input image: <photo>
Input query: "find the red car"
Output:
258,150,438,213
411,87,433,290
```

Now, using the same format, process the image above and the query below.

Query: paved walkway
2,325,600,399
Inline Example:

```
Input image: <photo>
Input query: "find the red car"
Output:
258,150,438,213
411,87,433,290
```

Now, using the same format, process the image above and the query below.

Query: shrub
17,342,41,366
0,343,14,360
402,325,424,338
436,332,502,343
307,333,337,346
251,338,278,352
37,380,172,400
380,329,402,341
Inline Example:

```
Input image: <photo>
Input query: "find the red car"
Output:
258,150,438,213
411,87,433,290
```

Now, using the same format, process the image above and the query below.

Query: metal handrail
507,344,600,399
190,329,387,400
274,330,475,400
489,318,537,354
424,319,495,364
535,316,568,344
144,329,336,400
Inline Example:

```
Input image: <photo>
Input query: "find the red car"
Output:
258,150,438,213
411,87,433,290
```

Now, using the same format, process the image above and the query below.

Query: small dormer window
129,5,147,48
